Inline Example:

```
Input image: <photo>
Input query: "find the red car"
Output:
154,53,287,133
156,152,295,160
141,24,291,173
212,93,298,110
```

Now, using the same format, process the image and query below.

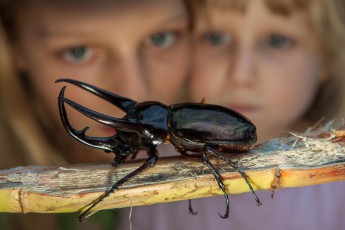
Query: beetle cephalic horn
58,87,118,152
56,78,137,112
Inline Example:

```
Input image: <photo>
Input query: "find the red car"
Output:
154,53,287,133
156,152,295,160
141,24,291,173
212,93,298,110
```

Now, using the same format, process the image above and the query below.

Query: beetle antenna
200,97,206,104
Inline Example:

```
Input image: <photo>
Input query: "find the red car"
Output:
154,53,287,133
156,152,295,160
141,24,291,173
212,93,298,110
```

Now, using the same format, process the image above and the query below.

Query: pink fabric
117,145,345,229
118,177,345,230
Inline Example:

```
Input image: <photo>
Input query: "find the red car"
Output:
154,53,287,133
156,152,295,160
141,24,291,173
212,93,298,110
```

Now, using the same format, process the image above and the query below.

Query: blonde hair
0,20,66,167
189,0,345,124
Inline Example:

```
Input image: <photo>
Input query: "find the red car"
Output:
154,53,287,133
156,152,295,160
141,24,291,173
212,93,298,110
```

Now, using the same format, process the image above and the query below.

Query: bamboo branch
0,123,344,215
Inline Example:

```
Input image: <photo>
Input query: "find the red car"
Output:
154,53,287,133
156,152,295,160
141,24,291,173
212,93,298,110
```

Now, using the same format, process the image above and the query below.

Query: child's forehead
199,0,310,16
194,0,313,30
11,0,189,42
15,0,187,30
20,0,183,13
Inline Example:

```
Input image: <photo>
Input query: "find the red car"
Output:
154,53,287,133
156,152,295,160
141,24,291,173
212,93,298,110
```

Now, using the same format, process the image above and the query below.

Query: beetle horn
59,87,153,134
56,78,137,112
58,86,118,152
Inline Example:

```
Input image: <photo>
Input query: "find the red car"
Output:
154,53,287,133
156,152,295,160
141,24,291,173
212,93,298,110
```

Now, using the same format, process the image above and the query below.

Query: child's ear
12,43,28,71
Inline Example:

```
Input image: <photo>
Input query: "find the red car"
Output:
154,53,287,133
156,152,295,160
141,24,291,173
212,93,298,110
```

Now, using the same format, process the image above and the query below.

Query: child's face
13,0,190,138
191,0,325,143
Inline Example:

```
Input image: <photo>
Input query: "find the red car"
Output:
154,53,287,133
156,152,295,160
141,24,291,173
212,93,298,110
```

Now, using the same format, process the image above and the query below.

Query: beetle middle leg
180,151,229,217
78,147,159,222
179,151,200,215
205,145,262,207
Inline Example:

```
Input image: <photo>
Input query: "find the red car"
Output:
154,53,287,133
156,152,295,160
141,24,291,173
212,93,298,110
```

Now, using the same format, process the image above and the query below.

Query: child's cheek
265,78,319,132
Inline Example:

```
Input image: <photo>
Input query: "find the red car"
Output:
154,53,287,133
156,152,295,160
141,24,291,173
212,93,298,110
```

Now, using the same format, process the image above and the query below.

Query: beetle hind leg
205,146,262,207
201,154,230,218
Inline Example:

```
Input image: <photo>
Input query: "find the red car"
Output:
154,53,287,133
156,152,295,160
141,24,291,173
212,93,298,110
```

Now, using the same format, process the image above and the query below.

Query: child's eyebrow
158,13,188,26
35,11,187,39
35,25,90,39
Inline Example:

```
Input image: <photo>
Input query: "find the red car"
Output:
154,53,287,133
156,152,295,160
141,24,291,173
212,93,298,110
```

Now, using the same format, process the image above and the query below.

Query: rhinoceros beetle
56,78,262,222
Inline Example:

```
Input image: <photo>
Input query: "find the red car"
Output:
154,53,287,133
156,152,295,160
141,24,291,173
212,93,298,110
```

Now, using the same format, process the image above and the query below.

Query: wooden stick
0,123,344,215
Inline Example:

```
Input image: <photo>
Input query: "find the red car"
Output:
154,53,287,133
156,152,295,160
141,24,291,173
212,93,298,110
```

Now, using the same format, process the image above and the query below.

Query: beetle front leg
110,141,139,167
205,146,262,206
78,147,158,222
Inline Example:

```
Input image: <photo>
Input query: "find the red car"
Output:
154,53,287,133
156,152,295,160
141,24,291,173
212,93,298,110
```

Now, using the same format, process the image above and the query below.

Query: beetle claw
218,212,229,219
188,199,198,215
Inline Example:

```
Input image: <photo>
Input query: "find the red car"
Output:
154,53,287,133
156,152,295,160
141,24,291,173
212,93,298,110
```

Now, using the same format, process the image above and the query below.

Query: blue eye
204,32,231,46
267,35,292,49
62,46,92,64
146,32,176,49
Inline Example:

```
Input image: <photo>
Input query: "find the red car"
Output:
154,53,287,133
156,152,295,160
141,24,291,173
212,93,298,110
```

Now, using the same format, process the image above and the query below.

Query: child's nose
229,48,257,86
111,53,149,100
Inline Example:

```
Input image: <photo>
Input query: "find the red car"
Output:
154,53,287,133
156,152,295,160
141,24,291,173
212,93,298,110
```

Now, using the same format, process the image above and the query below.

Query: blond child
190,0,345,143
0,0,191,166
0,0,192,228
118,0,345,229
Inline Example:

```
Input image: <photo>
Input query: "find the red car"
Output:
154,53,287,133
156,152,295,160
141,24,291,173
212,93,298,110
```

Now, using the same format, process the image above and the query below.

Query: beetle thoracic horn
56,78,137,112
60,88,152,133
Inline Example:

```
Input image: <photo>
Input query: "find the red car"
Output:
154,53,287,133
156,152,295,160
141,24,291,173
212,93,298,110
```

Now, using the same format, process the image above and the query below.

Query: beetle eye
62,46,93,64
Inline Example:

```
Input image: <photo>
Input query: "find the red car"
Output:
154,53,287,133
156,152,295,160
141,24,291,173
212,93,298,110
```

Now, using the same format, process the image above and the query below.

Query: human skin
12,0,190,162
190,0,327,143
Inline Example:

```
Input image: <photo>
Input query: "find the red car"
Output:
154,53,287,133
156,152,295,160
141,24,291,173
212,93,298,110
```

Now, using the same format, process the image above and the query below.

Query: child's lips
228,104,257,116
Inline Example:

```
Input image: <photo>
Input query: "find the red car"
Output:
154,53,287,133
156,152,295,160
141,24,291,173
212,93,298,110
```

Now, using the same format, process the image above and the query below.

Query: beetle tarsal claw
188,199,198,215
78,209,97,222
